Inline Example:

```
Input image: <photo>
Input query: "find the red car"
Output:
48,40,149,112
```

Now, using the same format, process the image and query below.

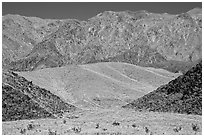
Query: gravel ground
2,108,202,135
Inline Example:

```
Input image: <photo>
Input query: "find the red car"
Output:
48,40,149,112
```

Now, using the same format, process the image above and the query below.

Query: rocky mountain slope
123,61,202,115
2,15,61,66
2,8,202,73
2,71,77,121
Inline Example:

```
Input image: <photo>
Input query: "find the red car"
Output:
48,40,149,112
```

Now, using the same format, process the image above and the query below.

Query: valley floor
2,108,202,135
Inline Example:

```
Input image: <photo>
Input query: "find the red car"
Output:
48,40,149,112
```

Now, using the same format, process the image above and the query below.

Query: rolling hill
17,62,181,109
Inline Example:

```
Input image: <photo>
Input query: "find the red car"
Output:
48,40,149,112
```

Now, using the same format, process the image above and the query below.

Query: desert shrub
27,123,35,130
191,123,200,132
112,121,120,126
132,123,137,128
144,126,150,134
110,132,122,135
96,123,99,129
72,127,81,133
20,128,26,134
63,119,66,124
48,129,57,135
173,126,182,132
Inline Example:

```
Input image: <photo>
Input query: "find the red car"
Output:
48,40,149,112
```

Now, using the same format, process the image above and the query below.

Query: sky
2,2,202,20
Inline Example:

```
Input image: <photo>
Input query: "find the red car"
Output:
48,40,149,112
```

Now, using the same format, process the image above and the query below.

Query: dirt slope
18,62,180,109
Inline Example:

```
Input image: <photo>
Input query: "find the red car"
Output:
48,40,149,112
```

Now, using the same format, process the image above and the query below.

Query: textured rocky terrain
3,8,202,73
2,71,77,121
123,61,202,115
2,8,202,135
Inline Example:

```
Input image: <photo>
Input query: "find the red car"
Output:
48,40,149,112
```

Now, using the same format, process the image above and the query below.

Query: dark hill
123,62,202,115
2,71,77,121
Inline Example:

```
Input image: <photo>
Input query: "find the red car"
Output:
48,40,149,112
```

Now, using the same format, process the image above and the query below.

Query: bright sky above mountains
2,2,202,20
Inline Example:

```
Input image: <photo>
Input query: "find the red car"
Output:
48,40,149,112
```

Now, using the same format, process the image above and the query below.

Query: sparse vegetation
132,123,137,128
109,132,122,135
112,121,120,126
2,71,76,121
2,109,202,135
66,115,79,119
96,123,99,129
123,62,202,115
72,127,81,133
173,126,182,132
48,129,57,135
27,123,35,130
191,123,200,132
144,126,150,134
2,8,202,136
20,128,26,134
94,132,122,135
63,119,66,124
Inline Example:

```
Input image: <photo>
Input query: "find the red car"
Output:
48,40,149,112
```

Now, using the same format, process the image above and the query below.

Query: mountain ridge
2,8,202,73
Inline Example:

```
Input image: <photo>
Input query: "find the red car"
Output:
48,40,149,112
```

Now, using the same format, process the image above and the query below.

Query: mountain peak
187,7,202,15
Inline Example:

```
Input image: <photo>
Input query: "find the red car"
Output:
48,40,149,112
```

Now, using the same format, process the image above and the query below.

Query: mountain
17,62,180,109
123,61,202,115
2,71,77,121
2,14,61,66
2,8,202,73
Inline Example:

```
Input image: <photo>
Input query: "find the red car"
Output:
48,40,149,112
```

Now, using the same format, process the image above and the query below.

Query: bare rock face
2,8,202,72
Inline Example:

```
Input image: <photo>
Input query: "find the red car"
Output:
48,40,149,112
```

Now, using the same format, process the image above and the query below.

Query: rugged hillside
17,62,180,109
2,71,77,121
2,15,62,67
123,61,202,115
3,8,202,72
